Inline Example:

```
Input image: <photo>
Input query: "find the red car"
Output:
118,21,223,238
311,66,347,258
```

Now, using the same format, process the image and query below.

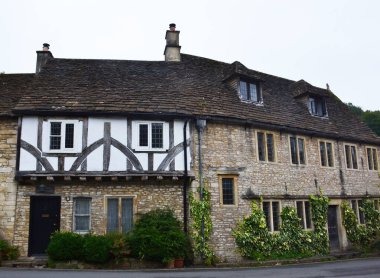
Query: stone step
1,256,47,268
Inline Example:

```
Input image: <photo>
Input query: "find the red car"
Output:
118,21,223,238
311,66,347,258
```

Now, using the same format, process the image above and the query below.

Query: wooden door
327,205,340,250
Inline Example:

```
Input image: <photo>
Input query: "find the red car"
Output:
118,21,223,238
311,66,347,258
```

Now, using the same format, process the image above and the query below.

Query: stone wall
191,122,380,262
14,181,184,256
0,118,18,242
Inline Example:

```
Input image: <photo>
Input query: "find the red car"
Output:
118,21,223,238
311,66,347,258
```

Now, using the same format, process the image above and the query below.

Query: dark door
327,205,340,250
29,196,61,256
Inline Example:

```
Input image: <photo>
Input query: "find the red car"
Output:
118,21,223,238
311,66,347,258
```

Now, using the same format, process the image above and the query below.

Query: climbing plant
189,183,214,265
341,199,380,251
233,194,329,260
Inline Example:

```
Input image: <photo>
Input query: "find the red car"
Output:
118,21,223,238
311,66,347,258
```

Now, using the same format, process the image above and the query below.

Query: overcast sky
1,0,379,111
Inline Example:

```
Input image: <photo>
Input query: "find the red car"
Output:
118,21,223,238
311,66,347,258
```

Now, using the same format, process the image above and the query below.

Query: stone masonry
0,118,18,242
191,122,380,262
13,181,184,256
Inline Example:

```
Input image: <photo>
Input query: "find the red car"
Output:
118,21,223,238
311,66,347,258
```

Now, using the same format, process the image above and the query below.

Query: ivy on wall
233,195,329,260
189,184,215,265
341,199,380,252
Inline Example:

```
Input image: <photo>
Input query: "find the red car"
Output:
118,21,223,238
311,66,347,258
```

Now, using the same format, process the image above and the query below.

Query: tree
346,103,380,136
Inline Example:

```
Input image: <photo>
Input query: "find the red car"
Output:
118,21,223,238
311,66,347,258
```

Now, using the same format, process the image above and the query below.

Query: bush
0,239,20,261
47,232,84,261
107,233,130,264
83,235,113,264
127,209,188,263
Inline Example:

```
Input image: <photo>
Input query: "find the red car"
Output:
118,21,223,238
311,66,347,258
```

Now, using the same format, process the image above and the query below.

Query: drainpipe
183,120,189,233
196,119,207,258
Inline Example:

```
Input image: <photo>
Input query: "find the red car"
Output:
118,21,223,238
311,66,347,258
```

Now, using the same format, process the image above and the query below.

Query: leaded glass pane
305,201,312,229
373,149,378,170
121,198,133,233
139,124,148,147
367,148,373,170
263,202,271,231
296,201,304,228
351,146,358,169
257,132,265,161
222,178,234,205
320,142,326,166
298,138,305,164
65,124,74,148
151,123,163,148
249,83,258,102
107,198,119,233
345,145,352,168
50,122,61,150
267,134,274,162
240,81,248,100
272,202,280,231
290,137,298,164
326,142,333,167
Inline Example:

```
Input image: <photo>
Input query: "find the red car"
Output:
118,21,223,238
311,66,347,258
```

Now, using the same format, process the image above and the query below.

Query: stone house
0,24,379,261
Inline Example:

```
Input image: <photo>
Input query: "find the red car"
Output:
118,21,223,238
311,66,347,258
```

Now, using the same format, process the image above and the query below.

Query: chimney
164,23,181,62
36,43,53,73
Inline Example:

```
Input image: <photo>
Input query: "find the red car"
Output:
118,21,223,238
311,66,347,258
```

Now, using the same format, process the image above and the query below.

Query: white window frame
344,143,359,170
256,131,276,163
42,119,82,153
366,147,379,171
262,200,281,232
73,197,91,234
132,121,169,151
295,200,313,230
318,140,335,168
289,135,307,165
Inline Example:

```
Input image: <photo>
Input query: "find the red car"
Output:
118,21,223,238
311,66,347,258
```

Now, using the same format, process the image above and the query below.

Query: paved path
1,257,380,278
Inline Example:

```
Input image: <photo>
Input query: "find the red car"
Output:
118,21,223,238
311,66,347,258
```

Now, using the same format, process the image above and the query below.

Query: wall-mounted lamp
65,196,71,202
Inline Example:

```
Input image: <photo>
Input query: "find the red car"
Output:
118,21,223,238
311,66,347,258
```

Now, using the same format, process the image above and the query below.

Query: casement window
308,96,327,117
296,201,312,230
262,201,281,232
289,136,306,165
73,197,91,233
50,122,75,150
106,197,133,233
219,176,237,205
42,119,82,153
239,80,261,103
351,199,365,224
344,144,358,169
319,141,334,167
132,121,169,151
257,131,275,162
366,147,378,171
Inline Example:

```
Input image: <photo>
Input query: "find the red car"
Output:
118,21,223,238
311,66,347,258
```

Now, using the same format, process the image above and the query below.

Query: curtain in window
107,198,119,233
121,198,133,233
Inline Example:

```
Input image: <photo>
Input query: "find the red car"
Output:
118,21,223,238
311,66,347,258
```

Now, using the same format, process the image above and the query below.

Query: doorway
28,196,61,256
327,205,340,250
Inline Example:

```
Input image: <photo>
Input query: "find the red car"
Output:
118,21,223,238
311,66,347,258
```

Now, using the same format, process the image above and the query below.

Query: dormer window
239,80,261,103
308,96,327,117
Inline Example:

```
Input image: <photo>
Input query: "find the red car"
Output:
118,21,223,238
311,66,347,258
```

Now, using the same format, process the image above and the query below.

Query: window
296,201,312,229
73,198,91,233
262,201,280,232
239,80,261,103
289,136,306,165
106,197,133,233
351,199,365,224
308,96,327,117
366,147,378,171
135,122,167,150
319,141,334,167
257,131,275,162
49,121,75,151
345,144,358,169
219,176,237,205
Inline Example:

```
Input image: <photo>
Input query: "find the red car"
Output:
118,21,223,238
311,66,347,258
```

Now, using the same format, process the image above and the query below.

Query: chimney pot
169,23,176,31
42,43,50,51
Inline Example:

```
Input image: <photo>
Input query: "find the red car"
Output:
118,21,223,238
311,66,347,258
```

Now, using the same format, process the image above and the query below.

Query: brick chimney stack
36,43,53,73
164,23,181,62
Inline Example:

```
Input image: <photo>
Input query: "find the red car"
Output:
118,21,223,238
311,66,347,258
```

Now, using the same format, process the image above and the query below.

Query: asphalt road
0,258,379,278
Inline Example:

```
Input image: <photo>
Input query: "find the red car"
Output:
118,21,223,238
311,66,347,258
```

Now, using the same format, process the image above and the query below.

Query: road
0,258,379,278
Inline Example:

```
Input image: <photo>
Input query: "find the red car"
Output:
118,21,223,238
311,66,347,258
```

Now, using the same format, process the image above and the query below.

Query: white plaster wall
19,149,36,171
87,148,103,171
134,153,148,170
64,157,77,171
154,153,167,171
109,146,126,171
21,117,38,147
46,157,58,170
88,118,127,145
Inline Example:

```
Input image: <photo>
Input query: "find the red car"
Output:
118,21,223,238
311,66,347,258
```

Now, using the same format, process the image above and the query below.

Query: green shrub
0,239,20,261
47,232,84,261
107,233,130,264
83,235,112,264
127,209,188,263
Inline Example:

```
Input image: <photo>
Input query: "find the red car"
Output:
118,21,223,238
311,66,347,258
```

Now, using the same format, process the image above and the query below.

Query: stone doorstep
1,256,48,268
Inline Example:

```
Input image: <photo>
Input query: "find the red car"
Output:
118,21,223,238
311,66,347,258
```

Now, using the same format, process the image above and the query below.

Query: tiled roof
0,74,34,117
1,54,379,144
